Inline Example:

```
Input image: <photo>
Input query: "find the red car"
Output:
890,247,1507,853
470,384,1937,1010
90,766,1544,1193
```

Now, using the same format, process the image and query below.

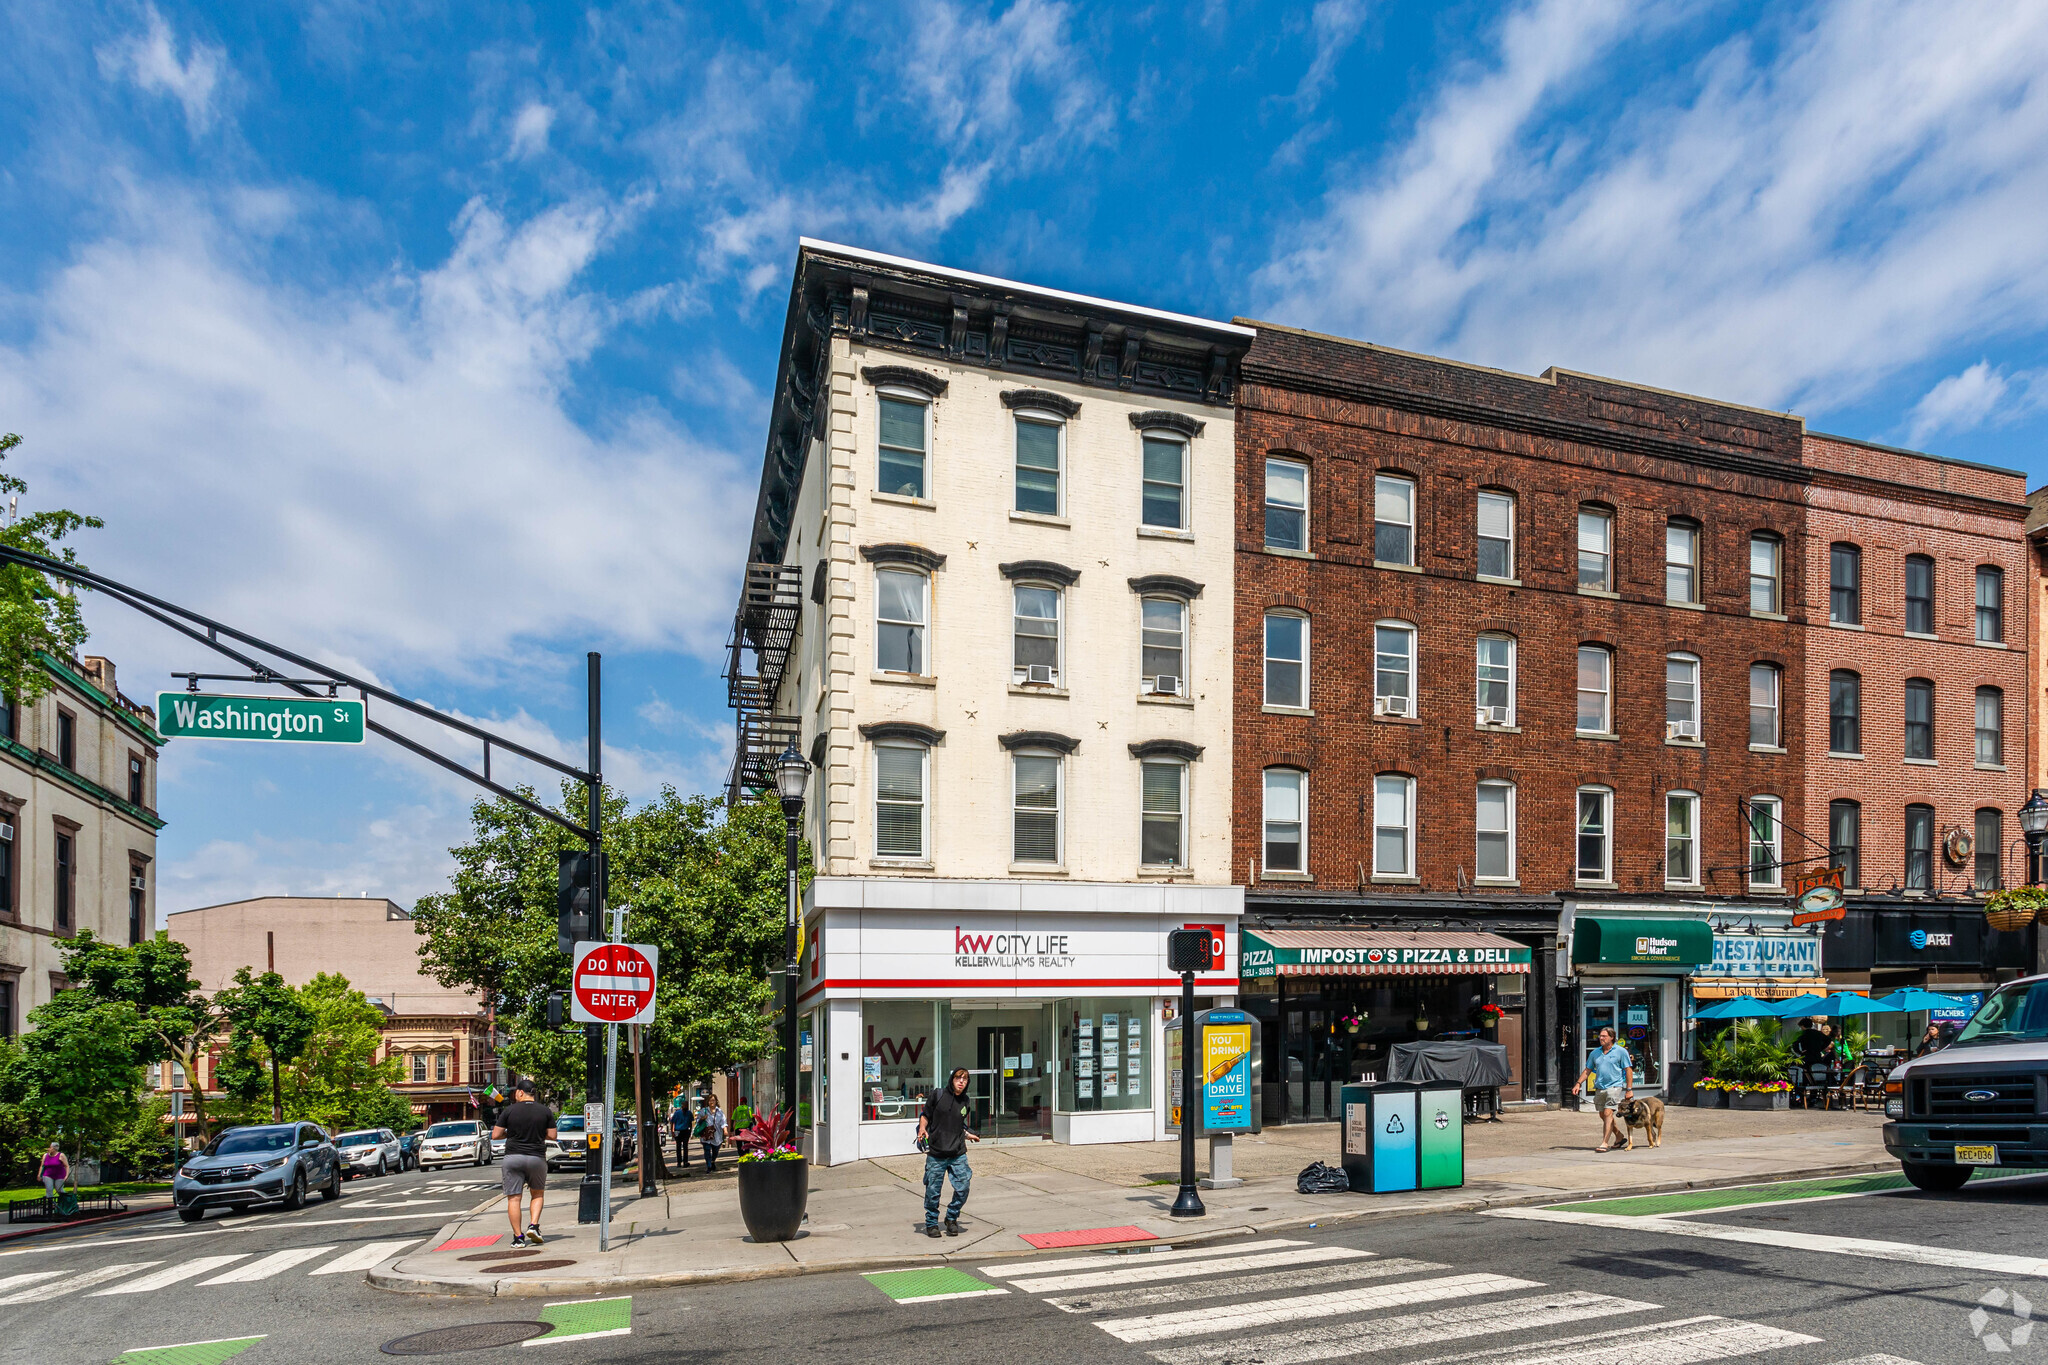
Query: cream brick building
0,654,163,1034
726,242,1246,1162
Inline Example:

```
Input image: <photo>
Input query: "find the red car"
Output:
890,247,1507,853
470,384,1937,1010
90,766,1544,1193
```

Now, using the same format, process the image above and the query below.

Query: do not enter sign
570,941,660,1025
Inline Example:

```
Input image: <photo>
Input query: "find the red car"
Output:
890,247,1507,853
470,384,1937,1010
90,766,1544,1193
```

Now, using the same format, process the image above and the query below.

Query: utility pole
578,652,605,1224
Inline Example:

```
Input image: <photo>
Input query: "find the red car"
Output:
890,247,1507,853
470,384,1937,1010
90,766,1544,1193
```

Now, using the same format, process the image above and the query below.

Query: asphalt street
5,1163,2047,1363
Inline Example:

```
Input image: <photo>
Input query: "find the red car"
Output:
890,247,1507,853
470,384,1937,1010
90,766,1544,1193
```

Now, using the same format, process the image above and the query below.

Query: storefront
793,877,1240,1166
1565,912,1714,1093
1818,902,2039,1050
1238,929,1533,1121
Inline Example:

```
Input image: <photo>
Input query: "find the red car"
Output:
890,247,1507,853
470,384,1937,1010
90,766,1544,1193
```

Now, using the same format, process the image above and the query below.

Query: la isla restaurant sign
1710,932,1821,978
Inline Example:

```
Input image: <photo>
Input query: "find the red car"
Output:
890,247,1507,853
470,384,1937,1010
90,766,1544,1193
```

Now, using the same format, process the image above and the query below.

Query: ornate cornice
999,730,1079,755
999,559,1081,586
1000,388,1082,419
860,364,949,398
858,543,947,571
1129,410,1205,438
1127,574,1203,599
858,722,945,746
1129,739,1203,762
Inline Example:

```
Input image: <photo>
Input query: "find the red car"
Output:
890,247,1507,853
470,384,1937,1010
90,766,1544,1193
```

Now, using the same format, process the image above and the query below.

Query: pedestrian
916,1067,980,1238
489,1081,556,1247
1913,1022,1946,1058
38,1144,67,1201
732,1096,754,1130
699,1094,728,1173
671,1095,693,1171
1794,1018,1830,1065
1570,1026,1633,1153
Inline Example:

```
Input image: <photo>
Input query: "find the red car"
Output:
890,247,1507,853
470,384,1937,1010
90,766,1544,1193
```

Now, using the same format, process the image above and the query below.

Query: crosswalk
958,1237,1925,1365
0,1239,421,1305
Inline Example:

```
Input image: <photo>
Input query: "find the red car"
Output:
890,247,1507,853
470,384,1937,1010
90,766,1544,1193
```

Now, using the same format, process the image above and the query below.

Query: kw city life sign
157,692,366,744
571,941,659,1025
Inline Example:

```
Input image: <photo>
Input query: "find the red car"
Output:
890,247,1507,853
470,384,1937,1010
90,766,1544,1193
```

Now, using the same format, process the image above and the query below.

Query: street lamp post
2018,790,2048,887
775,745,811,1131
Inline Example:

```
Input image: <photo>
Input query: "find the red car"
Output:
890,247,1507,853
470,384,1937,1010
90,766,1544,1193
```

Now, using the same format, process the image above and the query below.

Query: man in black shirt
492,1082,556,1246
916,1068,979,1238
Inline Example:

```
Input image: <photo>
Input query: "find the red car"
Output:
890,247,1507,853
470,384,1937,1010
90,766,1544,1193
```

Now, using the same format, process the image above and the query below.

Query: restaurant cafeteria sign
1241,936,1531,978
1710,932,1821,978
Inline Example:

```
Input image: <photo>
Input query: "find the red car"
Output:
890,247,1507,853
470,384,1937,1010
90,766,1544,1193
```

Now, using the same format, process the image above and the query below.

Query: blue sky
5,0,2047,917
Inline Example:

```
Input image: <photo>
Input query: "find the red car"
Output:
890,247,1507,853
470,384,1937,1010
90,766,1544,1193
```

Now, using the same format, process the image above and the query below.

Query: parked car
545,1114,630,1171
614,1116,638,1164
1885,975,2048,1190
491,1133,508,1160
335,1128,403,1179
173,1122,342,1222
417,1119,494,1169
399,1131,423,1171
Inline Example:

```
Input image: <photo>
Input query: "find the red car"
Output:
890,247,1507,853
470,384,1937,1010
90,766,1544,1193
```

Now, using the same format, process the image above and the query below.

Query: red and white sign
570,941,660,1025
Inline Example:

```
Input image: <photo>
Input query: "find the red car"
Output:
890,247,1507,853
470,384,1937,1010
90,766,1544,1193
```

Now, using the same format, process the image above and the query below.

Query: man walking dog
1571,1026,1634,1153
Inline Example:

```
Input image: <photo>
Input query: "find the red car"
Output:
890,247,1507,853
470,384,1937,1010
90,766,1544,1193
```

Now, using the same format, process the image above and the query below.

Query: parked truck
1883,973,2048,1190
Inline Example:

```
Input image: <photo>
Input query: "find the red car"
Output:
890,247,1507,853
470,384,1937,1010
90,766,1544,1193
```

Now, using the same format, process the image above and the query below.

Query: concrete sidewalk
371,1105,1892,1297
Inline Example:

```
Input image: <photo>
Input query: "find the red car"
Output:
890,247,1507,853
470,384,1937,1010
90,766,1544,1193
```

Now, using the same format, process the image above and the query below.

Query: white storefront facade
796,878,1240,1165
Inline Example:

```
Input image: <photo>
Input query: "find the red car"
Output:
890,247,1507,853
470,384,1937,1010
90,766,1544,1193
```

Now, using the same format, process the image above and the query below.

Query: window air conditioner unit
0,821,11,841
1487,706,1510,725
1384,696,1409,717
1025,664,1054,685
1150,674,1181,697
131,874,147,890
1667,720,1697,740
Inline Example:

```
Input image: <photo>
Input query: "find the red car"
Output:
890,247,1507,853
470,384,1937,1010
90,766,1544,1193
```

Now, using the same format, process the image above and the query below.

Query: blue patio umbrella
1769,993,1830,1018
1877,988,1973,1012
1694,996,1784,1019
1801,991,1905,1018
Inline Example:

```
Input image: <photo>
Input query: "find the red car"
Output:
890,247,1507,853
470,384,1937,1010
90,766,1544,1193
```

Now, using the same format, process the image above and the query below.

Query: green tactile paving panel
1551,1167,2048,1217
530,1295,632,1343
863,1267,1006,1303
112,1336,264,1365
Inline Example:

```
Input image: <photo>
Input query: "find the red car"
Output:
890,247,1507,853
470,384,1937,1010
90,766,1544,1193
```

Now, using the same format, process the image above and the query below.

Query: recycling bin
1339,1082,1465,1193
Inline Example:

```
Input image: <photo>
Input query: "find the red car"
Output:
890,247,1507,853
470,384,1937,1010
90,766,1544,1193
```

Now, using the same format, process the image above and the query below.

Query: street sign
157,692,366,744
570,941,659,1025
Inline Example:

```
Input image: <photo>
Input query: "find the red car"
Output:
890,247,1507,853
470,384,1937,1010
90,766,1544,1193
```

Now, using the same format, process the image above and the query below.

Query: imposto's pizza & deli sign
1241,937,1532,979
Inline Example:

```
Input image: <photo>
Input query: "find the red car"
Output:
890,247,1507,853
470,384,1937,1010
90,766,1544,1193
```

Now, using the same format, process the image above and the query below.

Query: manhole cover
496,1259,577,1273
459,1248,542,1262
380,1322,551,1354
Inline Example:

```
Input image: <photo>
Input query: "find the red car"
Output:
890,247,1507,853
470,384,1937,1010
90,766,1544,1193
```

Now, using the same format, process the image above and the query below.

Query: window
1263,613,1307,708
875,569,927,674
0,812,12,918
1141,598,1186,696
54,832,73,929
1475,782,1514,881
1012,585,1061,685
874,745,927,859
1905,804,1934,890
0,693,11,741
1477,491,1515,578
435,1053,449,1083
1748,663,1780,747
148,1062,162,1090
1475,634,1514,725
1264,458,1307,550
1904,554,1935,634
0,981,12,1041
1830,544,1861,624
128,755,145,806
129,866,145,945
1747,798,1781,888
862,1000,938,1116
1976,686,2004,766
1749,535,1780,613
1374,623,1415,717
877,395,927,498
1576,646,1612,733
1013,754,1062,864
413,1055,428,1083
1374,474,1414,565
1141,435,1185,529
1576,788,1612,882
1904,678,1933,760
1666,791,1700,886
1665,654,1700,739
1828,671,1861,754
1977,808,2004,892
1373,775,1414,877
1141,761,1186,867
56,711,76,770
1829,800,1861,889
172,1061,186,1089
1665,521,1699,603
1015,415,1062,515
1263,769,1305,873
1577,507,1611,590
1977,566,2005,642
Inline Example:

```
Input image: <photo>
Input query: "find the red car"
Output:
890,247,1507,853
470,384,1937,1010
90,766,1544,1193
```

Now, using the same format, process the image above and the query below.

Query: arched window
1905,804,1934,889
1475,781,1515,881
1828,670,1860,754
1749,534,1781,613
1265,458,1307,550
1263,612,1307,709
875,568,928,674
1749,663,1780,748
1373,774,1415,877
1977,565,2005,642
1905,554,1935,635
1747,797,1782,889
1263,769,1306,874
1576,646,1612,734
1666,790,1701,887
1375,621,1416,716
1976,808,2004,892
1976,686,2004,766
1830,543,1861,624
1665,653,1701,740
1476,634,1515,726
1477,490,1515,579
1904,679,1933,760
1829,800,1861,889
1374,474,1414,565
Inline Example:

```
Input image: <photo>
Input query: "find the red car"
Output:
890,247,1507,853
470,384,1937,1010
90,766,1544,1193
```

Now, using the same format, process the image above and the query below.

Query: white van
1883,973,2047,1190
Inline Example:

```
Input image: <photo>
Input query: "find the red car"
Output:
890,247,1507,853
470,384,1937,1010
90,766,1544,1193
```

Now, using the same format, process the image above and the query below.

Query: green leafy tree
348,1085,419,1132
0,991,146,1164
58,931,222,1140
0,432,103,704
278,973,403,1130
215,967,317,1123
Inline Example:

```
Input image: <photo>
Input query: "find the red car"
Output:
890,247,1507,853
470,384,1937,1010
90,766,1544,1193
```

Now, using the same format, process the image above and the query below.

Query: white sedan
416,1119,495,1168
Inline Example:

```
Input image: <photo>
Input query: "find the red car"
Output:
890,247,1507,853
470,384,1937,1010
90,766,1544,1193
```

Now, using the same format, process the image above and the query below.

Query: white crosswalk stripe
0,1271,64,1294
1097,1272,1542,1344
200,1245,336,1283
1009,1244,1370,1294
1047,1256,1450,1313
0,1262,160,1303
982,1239,1310,1279
1151,1291,1659,1365
309,1239,419,1275
91,1255,250,1295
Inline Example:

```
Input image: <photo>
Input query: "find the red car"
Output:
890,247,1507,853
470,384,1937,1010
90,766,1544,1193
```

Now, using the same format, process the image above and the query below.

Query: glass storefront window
1581,987,1663,1085
1055,997,1151,1113
861,1000,938,1122
945,1003,1054,1137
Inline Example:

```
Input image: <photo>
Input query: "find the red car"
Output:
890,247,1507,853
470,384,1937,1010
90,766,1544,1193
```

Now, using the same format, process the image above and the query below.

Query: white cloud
1255,0,2048,418
509,101,555,159
1909,361,2009,443
96,3,226,134
1294,0,1370,113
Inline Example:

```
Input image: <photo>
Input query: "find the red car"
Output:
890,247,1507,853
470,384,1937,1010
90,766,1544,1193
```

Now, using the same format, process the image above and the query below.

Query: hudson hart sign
158,692,367,744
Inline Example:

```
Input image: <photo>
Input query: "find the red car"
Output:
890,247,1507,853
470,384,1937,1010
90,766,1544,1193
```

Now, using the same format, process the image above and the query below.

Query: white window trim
1141,596,1189,697
1576,785,1613,884
1139,430,1189,532
874,568,930,675
1263,768,1308,876
1666,789,1702,889
1749,662,1781,749
1264,611,1309,710
1372,773,1416,878
1476,490,1515,580
871,742,930,863
1749,534,1781,614
1012,582,1065,687
874,386,932,500
1014,411,1067,517
1577,507,1613,591
1139,759,1189,869
1375,474,1416,566
1475,780,1516,882
1665,652,1702,739
1576,646,1612,736
1374,619,1417,716
1666,521,1700,604
1747,796,1783,889
1476,633,1516,727
1265,457,1309,550
1011,750,1064,867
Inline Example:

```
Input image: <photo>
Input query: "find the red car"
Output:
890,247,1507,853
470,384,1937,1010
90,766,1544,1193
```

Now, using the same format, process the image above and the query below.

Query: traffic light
1167,927,1215,974
557,848,595,953
546,991,566,1027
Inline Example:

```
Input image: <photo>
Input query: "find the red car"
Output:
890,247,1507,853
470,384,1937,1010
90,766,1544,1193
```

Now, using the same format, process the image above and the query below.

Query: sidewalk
371,1105,1892,1297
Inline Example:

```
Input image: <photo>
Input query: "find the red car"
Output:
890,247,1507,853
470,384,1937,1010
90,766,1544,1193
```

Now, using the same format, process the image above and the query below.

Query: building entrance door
973,1026,1024,1136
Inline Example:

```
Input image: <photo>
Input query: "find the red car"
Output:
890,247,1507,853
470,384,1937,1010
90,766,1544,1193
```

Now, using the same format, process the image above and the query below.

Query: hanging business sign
1790,867,1847,925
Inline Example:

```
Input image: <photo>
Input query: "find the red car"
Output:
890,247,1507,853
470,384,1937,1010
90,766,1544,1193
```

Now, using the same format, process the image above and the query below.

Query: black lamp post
2018,789,2048,887
775,745,811,1129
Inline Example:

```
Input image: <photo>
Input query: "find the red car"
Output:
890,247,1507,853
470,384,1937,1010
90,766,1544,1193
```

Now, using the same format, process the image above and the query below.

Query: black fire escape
724,561,805,805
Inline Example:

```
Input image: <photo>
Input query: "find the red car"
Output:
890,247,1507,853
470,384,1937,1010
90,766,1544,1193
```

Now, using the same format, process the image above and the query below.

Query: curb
0,1200,177,1243
367,1156,1901,1297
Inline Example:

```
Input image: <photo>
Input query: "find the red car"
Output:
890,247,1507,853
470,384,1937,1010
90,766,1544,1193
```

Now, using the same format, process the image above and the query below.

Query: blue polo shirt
1586,1044,1631,1090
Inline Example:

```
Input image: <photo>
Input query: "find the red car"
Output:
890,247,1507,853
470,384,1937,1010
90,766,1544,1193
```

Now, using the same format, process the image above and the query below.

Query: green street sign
157,692,366,744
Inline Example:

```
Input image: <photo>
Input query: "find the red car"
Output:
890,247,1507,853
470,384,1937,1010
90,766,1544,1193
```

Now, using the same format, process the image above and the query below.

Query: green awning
1572,917,1713,968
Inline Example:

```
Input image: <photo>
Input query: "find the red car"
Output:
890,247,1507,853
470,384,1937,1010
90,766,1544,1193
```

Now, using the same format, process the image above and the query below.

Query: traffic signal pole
579,652,605,1225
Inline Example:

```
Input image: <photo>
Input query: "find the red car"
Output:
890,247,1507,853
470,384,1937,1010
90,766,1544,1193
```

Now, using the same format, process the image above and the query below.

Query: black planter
736,1157,808,1242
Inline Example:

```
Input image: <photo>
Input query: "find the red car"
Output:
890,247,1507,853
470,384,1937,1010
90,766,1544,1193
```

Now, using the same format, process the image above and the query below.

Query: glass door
1618,988,1662,1086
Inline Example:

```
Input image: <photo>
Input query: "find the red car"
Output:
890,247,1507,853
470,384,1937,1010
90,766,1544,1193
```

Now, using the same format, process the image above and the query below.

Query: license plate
1955,1144,2000,1166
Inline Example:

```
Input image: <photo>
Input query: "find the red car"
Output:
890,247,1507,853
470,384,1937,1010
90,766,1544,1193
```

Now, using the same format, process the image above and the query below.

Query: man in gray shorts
491,1082,556,1246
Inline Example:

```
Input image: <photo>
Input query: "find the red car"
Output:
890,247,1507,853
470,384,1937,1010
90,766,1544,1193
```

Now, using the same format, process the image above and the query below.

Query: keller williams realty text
954,927,1077,969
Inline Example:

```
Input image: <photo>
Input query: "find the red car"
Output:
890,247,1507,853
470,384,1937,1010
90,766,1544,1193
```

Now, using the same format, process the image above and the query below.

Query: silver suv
1884,973,2048,1190
335,1127,403,1179
174,1123,342,1222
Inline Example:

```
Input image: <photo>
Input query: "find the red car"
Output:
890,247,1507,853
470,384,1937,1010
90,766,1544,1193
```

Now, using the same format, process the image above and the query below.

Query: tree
59,931,222,1140
348,1085,419,1132
0,432,103,704
278,973,402,1130
1,991,146,1164
215,967,317,1123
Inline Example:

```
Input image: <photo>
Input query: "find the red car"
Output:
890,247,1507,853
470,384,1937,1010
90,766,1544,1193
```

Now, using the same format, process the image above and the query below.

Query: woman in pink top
39,1144,68,1199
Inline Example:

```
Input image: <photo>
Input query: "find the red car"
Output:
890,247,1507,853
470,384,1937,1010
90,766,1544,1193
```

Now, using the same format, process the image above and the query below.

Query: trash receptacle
1415,1085,1464,1190
1339,1083,1464,1192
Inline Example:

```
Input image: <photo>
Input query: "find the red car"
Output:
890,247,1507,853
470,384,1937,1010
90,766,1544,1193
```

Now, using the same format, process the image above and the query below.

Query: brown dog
1617,1095,1665,1149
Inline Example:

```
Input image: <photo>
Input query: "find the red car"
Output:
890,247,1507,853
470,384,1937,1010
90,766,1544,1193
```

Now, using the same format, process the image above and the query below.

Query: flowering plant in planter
732,1108,804,1163
1339,1010,1368,1030
1725,1080,1793,1094
1478,1004,1505,1025
1692,1076,1727,1091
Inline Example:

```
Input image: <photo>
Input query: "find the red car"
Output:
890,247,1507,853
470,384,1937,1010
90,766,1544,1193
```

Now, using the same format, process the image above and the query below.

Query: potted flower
1985,887,2048,934
732,1108,807,1242
1340,1010,1367,1034
1729,1079,1793,1111
1692,1076,1727,1109
1478,1004,1504,1029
